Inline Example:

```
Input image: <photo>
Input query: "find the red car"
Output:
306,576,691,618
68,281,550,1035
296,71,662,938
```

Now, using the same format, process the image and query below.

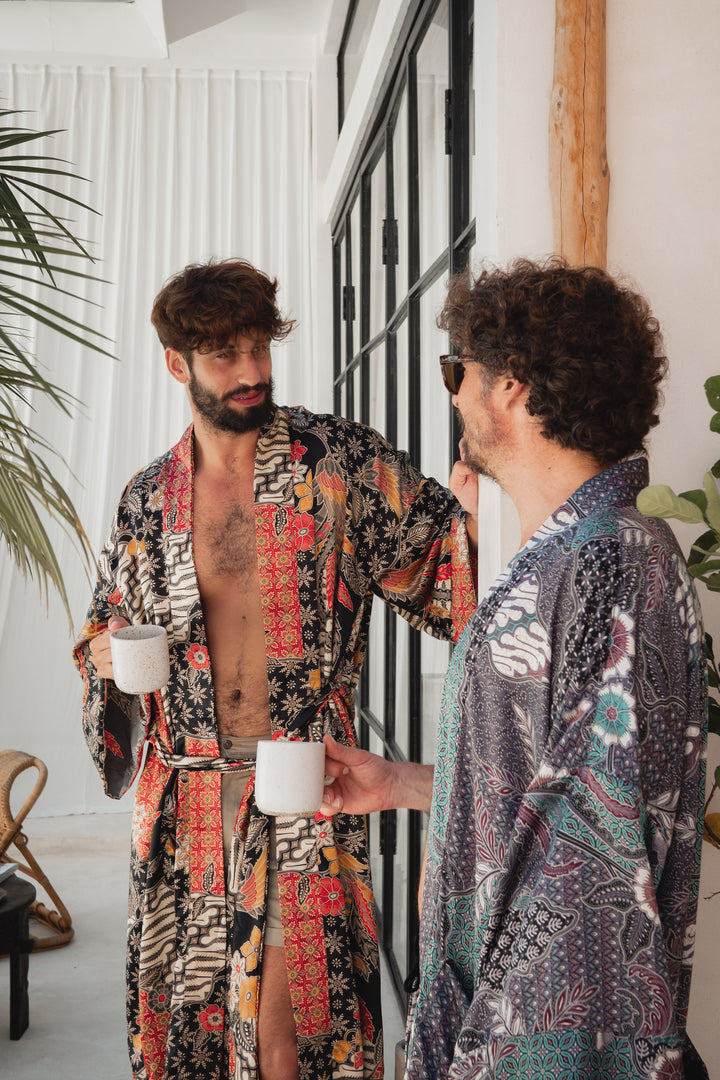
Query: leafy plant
637,375,720,854
0,106,113,619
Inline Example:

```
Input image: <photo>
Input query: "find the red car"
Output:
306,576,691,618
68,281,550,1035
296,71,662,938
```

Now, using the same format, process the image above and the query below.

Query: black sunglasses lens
442,361,464,394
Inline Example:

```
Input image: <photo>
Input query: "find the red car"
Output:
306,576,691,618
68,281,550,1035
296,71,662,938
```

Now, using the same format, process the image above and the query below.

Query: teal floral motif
592,681,637,747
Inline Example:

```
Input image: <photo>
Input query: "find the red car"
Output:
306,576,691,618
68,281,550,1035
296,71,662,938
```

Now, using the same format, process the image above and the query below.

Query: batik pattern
406,458,709,1080
74,407,475,1080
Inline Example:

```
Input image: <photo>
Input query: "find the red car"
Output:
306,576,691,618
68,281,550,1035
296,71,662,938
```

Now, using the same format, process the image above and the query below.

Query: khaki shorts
221,734,284,948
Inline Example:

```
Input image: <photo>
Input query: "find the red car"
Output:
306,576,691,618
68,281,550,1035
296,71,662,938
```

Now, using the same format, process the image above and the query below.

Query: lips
226,385,267,406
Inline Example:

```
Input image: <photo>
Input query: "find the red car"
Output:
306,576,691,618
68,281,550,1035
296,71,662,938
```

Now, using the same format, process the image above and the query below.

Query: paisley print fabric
73,407,476,1080
406,458,708,1080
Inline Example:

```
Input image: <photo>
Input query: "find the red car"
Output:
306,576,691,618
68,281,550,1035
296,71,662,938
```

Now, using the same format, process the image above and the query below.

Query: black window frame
332,0,475,1008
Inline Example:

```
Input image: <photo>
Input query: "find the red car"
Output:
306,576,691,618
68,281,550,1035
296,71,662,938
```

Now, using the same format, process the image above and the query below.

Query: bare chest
193,496,258,583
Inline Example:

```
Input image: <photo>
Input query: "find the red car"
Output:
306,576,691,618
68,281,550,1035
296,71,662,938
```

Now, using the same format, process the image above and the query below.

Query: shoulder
281,405,395,459
523,503,692,617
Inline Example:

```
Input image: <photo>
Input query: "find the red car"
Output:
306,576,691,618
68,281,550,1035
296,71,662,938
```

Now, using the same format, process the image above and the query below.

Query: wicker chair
0,750,74,950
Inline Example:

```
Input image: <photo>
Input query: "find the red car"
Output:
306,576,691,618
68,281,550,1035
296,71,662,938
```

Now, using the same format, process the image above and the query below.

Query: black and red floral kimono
74,406,476,1080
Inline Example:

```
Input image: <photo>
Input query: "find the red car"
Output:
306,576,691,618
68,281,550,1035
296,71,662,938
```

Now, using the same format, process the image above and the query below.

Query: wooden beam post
549,0,609,267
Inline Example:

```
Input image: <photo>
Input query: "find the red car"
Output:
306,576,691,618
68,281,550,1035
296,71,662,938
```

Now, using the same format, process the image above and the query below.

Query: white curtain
0,64,313,814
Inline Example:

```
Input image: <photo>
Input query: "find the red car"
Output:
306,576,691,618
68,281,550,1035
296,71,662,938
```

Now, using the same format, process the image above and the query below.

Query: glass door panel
395,317,410,458
394,616,411,759
419,273,452,481
369,341,386,438
421,633,450,762
391,89,409,304
367,594,386,726
350,196,362,346
391,808,410,978
416,1,449,275
367,728,386,923
369,153,387,342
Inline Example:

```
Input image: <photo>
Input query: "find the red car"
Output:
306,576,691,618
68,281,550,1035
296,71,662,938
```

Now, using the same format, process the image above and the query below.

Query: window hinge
382,219,399,266
342,283,356,321
444,88,452,155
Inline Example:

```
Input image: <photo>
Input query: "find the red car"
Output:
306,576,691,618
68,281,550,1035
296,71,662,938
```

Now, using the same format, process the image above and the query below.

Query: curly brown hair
151,258,296,357
438,257,668,464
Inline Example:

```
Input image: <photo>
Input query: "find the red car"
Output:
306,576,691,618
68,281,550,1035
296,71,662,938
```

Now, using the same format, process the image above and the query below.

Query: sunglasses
439,354,475,394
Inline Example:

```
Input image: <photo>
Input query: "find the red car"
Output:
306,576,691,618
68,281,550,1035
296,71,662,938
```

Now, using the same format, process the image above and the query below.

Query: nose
235,352,265,385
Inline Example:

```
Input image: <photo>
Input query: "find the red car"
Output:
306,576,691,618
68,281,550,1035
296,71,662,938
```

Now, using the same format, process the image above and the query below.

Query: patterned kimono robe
74,407,476,1080
407,459,708,1080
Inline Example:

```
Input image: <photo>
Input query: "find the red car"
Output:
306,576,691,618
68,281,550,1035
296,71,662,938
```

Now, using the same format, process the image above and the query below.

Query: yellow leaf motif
316,465,347,518
373,457,403,519
294,468,313,513
307,668,322,691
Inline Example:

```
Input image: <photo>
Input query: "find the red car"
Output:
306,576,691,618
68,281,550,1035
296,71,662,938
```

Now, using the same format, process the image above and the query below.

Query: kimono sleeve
357,441,476,642
72,499,152,800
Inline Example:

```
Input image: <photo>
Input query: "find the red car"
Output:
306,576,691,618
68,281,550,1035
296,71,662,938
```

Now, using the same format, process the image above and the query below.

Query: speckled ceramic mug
254,740,326,815
109,624,170,694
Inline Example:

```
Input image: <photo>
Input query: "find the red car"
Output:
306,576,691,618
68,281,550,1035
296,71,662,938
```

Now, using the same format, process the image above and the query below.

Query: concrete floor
0,812,406,1080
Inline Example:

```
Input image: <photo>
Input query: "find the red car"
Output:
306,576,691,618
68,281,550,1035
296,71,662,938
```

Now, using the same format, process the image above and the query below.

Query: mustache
221,382,270,402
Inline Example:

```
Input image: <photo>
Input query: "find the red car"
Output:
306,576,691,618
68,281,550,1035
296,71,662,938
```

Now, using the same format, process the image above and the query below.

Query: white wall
468,1,719,1070
604,4,720,1072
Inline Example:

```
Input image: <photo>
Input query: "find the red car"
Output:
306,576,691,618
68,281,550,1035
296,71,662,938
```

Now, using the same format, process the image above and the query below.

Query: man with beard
73,258,478,1080
322,259,709,1079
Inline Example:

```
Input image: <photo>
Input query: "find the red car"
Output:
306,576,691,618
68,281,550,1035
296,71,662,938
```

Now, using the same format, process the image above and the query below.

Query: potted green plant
0,105,112,620
637,376,720,853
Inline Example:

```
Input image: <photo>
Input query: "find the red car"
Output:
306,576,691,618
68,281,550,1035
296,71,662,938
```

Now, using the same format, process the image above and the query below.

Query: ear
494,375,529,413
166,348,189,385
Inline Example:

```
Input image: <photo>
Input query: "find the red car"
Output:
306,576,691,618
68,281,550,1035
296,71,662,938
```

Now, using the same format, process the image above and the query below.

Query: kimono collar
169,407,292,480
513,457,650,563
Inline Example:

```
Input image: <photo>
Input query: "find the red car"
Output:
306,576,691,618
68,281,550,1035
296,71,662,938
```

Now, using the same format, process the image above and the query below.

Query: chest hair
197,503,258,579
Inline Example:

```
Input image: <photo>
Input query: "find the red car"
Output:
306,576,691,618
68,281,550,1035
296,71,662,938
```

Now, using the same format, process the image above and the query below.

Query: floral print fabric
73,407,476,1080
406,458,708,1080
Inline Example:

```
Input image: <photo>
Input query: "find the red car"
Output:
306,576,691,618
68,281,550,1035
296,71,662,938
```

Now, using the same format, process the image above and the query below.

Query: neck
501,440,605,547
191,414,261,478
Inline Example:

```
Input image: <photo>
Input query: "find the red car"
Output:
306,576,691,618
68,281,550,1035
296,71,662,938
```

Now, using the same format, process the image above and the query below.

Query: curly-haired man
323,258,709,1080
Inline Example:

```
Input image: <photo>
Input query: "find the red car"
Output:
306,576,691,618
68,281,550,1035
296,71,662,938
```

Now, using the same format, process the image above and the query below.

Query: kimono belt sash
152,744,257,772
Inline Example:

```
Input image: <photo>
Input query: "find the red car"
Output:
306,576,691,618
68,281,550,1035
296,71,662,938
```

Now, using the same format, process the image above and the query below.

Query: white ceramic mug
109,624,170,694
254,740,326,815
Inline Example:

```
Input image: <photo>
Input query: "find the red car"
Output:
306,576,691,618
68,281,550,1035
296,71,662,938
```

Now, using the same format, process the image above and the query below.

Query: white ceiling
0,0,338,65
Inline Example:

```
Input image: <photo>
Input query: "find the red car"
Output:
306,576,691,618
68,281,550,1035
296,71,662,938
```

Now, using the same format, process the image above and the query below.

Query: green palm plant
637,376,720,857
0,106,113,619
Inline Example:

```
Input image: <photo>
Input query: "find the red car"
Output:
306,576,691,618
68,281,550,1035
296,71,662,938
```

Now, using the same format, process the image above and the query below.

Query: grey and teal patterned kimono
74,407,476,1080
407,458,708,1080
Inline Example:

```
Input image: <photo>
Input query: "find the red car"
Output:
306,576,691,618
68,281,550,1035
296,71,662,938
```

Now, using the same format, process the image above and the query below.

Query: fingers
88,615,129,679
322,733,356,775
319,784,343,817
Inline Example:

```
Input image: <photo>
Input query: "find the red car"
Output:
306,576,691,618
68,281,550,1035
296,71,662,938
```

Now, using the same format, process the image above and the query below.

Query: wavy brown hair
438,257,668,464
151,258,296,357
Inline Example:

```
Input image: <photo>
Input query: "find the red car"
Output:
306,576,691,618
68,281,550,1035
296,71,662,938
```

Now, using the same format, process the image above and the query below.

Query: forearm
389,760,434,813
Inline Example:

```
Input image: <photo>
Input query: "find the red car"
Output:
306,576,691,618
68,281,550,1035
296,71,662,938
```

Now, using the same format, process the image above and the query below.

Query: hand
88,615,129,680
320,735,396,817
449,460,478,551
320,734,434,817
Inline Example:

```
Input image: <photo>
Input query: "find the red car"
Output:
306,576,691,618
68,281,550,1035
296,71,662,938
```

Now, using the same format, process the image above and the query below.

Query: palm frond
0,104,116,622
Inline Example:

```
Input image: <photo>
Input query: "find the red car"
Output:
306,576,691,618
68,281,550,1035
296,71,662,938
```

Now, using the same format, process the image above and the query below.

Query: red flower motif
198,1004,224,1032
294,511,315,551
291,439,308,462
316,876,345,916
186,644,210,670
